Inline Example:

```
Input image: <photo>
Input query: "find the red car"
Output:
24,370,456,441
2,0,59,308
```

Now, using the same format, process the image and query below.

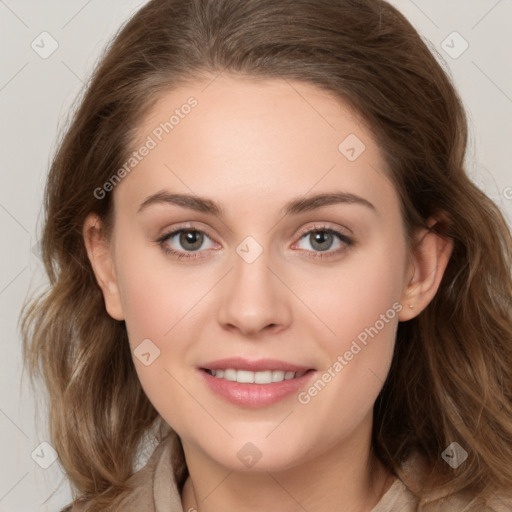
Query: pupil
181,230,202,251
312,231,332,251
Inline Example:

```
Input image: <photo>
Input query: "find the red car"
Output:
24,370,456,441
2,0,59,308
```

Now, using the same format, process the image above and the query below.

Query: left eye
294,228,351,253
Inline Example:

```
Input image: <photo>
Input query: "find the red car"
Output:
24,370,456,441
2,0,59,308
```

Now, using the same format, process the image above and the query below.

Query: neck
180,421,394,512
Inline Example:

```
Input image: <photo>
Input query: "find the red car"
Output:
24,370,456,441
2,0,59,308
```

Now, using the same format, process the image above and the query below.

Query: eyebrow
137,190,376,216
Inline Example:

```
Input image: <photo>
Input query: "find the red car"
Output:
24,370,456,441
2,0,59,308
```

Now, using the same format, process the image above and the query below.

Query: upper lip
200,357,313,373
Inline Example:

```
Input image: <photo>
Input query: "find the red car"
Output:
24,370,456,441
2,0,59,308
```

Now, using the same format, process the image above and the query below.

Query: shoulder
373,452,512,512
422,494,512,511
370,477,418,512
68,433,183,512
116,432,183,512
486,497,512,512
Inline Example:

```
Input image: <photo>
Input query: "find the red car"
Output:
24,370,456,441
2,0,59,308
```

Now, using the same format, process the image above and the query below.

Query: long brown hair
21,0,512,509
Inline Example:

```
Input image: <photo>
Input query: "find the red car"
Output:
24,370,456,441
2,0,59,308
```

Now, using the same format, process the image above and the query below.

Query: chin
194,433,317,473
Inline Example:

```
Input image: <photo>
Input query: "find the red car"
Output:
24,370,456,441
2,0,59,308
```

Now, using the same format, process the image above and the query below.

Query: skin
84,75,452,512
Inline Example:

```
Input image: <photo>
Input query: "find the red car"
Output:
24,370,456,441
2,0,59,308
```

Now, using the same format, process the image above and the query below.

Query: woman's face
100,76,415,471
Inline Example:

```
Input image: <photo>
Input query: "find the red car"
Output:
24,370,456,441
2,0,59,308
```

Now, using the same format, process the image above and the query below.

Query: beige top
108,434,510,511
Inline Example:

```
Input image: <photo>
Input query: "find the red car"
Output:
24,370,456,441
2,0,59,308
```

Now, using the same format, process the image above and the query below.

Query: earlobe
83,213,125,321
398,219,453,322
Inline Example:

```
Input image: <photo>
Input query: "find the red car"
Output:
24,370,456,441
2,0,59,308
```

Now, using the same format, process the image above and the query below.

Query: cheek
113,240,218,413
114,238,209,346
113,247,203,426
299,235,406,349
297,237,405,406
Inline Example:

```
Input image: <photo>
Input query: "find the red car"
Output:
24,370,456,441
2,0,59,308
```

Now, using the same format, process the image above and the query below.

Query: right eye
157,227,218,260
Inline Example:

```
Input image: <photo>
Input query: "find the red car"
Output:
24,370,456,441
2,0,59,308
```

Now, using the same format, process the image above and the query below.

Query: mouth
202,368,308,384
198,358,316,408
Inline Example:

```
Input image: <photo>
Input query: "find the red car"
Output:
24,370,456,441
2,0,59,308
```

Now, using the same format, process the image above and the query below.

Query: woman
21,0,512,510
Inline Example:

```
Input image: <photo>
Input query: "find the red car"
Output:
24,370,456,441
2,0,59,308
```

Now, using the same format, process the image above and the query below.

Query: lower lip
199,369,315,408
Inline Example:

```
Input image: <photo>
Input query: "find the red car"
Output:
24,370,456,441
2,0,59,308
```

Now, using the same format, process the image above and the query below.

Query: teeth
223,369,237,381
237,370,255,383
255,370,272,384
209,368,307,384
272,370,285,382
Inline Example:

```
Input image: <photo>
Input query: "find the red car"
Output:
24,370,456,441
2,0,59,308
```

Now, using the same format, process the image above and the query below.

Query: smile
204,368,308,384
199,358,316,408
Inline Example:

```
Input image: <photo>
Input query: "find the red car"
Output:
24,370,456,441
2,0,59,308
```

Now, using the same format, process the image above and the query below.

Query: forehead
114,75,398,222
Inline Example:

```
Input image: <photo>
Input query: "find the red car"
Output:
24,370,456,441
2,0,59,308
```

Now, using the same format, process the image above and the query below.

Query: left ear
398,217,453,322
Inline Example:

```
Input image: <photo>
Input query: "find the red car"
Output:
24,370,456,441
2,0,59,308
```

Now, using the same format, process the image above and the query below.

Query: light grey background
1,1,511,510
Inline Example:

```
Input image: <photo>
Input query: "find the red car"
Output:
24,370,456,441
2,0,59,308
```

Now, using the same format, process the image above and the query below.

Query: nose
216,246,293,337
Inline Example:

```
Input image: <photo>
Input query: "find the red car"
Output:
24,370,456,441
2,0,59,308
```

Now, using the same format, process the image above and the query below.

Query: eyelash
155,224,354,261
